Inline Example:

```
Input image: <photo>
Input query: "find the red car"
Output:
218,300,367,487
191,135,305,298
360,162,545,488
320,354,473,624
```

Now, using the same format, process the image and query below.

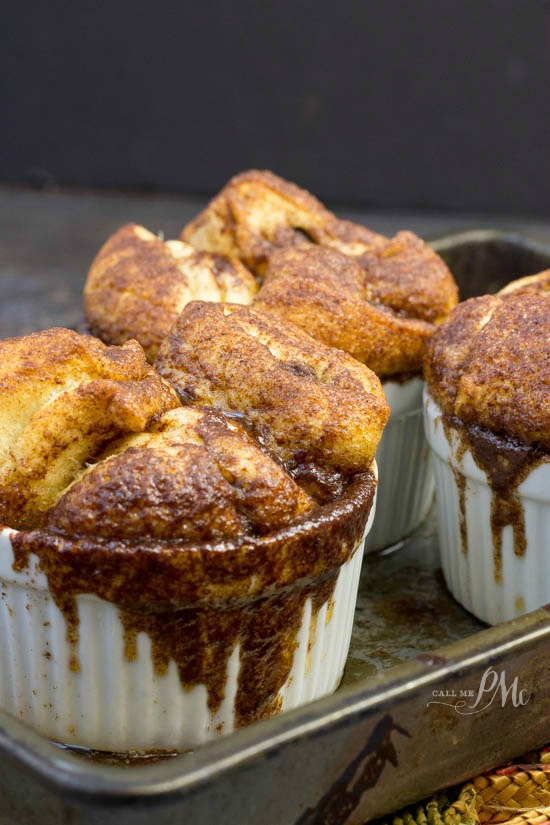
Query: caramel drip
451,466,468,557
115,574,338,726
10,472,374,734
443,415,548,582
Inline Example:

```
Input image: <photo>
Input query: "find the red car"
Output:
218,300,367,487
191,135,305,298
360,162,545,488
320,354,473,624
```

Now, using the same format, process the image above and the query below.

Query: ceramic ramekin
424,391,550,625
364,377,434,553
0,471,376,752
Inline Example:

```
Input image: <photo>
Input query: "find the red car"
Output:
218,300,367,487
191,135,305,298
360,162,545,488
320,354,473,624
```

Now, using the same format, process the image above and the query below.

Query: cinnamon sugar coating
498,268,550,297
0,328,179,529
84,224,258,361
255,245,435,377
47,407,315,541
424,286,550,447
181,170,457,376
155,302,389,478
3,325,379,733
181,169,384,275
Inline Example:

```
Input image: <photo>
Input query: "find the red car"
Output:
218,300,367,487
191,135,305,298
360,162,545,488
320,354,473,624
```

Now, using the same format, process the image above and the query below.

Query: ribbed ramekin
424,391,550,625
0,473,376,752
364,377,434,553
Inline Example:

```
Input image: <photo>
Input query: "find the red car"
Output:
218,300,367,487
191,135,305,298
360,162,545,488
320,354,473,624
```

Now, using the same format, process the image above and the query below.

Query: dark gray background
2,0,550,213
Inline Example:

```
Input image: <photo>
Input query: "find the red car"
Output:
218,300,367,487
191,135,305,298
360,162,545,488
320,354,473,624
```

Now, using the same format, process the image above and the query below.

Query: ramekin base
424,391,550,626
0,493,375,751
364,377,434,553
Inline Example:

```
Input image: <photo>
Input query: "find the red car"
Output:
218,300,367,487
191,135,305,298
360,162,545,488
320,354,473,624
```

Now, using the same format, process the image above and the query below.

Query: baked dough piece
254,245,435,377
155,302,389,478
181,169,385,276
180,170,458,326
84,224,258,361
0,328,178,529
47,407,315,541
498,268,550,297
423,288,550,448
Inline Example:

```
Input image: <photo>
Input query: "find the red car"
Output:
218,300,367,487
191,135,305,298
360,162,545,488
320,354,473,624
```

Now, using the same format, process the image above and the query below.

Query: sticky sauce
11,471,375,731
443,415,548,582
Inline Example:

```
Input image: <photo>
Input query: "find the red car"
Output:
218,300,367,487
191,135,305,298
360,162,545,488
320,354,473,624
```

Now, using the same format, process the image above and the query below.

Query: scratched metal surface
1,188,550,825
343,513,483,686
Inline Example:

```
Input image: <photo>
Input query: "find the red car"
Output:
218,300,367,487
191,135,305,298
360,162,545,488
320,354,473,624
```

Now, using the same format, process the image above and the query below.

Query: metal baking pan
1,229,550,825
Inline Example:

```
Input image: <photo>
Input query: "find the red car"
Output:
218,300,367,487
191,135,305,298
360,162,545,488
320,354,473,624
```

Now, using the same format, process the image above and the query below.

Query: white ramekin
0,482,376,752
424,390,550,625
364,377,434,552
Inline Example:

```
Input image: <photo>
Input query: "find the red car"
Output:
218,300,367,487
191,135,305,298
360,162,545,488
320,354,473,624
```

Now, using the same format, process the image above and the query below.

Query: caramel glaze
442,415,548,581
11,470,376,729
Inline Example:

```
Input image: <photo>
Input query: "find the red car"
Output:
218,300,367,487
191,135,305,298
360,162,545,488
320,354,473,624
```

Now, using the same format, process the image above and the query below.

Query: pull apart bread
181,170,458,375
424,277,550,448
155,301,389,497
84,224,258,361
422,271,550,625
1,324,387,749
255,245,438,377
2,320,387,542
0,328,178,530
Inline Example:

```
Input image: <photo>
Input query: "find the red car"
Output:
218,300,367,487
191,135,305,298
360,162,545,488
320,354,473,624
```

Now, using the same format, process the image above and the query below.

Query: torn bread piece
84,223,258,361
180,170,457,326
155,302,389,484
0,328,178,529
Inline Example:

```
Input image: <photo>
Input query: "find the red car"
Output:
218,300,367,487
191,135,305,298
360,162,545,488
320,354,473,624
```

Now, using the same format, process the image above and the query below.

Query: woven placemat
376,748,550,825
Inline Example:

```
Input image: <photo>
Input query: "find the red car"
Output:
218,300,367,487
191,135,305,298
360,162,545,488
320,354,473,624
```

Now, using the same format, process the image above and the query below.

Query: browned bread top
46,406,315,542
0,328,179,529
155,301,389,486
181,170,458,338
423,282,550,447
254,245,435,377
181,169,384,274
84,223,258,361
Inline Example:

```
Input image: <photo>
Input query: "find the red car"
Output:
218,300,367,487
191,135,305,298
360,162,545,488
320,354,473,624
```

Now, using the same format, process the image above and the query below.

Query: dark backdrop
2,0,550,213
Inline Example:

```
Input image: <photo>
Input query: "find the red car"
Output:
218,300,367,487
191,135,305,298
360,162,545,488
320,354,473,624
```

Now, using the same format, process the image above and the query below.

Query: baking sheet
0,226,549,825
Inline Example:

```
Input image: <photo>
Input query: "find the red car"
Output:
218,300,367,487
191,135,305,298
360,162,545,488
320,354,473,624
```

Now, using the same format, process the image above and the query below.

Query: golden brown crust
84,224,258,361
498,268,550,297
47,407,315,541
356,231,458,323
423,290,550,447
0,328,179,529
13,469,376,612
255,245,434,377
181,169,385,275
155,301,389,476
180,171,458,371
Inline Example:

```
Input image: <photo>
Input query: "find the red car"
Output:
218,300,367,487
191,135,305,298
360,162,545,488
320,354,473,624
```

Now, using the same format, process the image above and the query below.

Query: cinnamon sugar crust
4,325,380,731
47,407,315,541
0,328,179,529
155,301,389,483
84,224,258,361
255,245,435,377
181,169,385,275
498,268,550,297
424,289,550,447
180,170,458,362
